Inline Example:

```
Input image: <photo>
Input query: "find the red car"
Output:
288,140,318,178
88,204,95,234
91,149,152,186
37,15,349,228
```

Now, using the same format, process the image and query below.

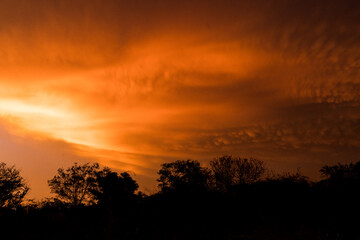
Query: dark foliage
94,168,139,210
320,161,360,185
157,159,211,193
48,163,100,206
1,158,360,239
210,155,265,192
0,162,29,208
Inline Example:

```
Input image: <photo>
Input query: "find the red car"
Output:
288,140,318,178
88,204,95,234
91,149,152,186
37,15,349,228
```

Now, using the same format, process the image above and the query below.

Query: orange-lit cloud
0,0,359,198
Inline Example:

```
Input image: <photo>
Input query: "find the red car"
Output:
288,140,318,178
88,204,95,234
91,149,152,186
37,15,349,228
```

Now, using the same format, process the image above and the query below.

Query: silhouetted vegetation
1,157,360,239
157,159,211,193
0,162,29,208
48,163,100,206
210,155,265,192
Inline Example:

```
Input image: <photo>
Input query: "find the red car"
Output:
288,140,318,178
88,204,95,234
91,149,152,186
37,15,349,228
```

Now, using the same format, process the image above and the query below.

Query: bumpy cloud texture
0,0,359,198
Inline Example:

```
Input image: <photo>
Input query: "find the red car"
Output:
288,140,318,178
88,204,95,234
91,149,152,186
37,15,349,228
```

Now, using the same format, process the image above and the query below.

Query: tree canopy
0,162,29,208
210,155,265,192
94,168,139,208
48,163,140,208
157,160,211,192
48,163,100,206
320,161,360,181
1,158,360,239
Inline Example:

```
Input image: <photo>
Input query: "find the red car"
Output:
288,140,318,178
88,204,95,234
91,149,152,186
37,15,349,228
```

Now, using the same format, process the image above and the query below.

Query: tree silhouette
320,161,360,181
1,158,360,239
157,160,211,192
210,155,265,192
94,168,139,208
0,162,29,208
48,163,100,207
266,169,309,185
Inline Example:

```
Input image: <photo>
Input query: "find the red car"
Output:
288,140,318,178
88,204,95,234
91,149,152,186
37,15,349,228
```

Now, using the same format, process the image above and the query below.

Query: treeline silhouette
1,155,360,240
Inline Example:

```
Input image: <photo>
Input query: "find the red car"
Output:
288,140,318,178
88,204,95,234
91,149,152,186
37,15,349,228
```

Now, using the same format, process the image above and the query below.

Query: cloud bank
0,0,359,197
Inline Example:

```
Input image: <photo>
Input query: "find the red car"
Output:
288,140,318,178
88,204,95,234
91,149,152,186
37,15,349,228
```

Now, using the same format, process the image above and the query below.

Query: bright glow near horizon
0,0,359,199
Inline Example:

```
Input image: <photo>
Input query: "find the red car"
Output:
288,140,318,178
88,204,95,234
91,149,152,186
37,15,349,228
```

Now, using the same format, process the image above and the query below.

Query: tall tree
48,163,100,206
157,160,211,192
94,168,139,208
0,162,29,208
210,155,265,192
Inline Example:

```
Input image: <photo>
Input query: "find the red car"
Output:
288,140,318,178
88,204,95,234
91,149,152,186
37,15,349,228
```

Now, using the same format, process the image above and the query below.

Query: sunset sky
0,0,359,198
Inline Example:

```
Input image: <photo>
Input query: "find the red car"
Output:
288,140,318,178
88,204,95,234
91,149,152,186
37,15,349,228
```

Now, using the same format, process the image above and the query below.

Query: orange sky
0,0,359,198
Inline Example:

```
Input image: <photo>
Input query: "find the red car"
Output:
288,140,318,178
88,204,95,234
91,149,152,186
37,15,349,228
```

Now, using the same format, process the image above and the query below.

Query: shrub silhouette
265,169,309,185
320,161,360,183
0,162,29,208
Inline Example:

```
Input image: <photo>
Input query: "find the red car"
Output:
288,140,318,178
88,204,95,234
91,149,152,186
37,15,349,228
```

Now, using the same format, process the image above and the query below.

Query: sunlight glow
0,100,70,118
0,98,95,147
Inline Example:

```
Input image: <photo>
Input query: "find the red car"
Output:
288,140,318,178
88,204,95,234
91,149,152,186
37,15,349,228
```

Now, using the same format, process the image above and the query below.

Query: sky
0,0,359,198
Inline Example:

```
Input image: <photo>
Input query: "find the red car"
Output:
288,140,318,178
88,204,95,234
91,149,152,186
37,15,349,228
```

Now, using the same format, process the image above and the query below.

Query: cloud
0,118,173,197
0,118,95,198
0,0,359,197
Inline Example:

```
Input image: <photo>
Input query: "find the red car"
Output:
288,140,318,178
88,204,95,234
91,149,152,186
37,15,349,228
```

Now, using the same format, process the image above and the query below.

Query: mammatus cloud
0,0,359,197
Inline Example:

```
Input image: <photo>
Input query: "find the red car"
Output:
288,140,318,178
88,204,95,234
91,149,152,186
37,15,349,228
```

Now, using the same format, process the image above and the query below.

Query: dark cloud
0,0,359,197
